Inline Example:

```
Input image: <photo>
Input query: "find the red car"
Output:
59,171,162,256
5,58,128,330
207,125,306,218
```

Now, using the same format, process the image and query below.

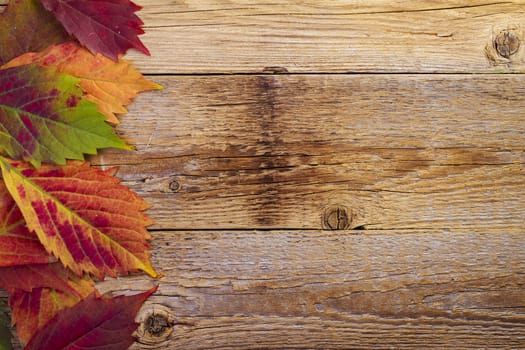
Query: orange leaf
3,41,161,124
0,158,158,279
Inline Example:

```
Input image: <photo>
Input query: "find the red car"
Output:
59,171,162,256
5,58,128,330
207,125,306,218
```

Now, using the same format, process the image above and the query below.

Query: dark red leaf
0,261,96,344
9,273,95,344
39,0,150,61
24,286,157,350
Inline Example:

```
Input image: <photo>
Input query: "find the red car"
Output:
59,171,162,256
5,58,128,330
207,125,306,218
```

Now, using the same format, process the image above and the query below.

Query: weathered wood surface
125,0,525,74
97,229,525,349
93,74,525,231
2,0,525,349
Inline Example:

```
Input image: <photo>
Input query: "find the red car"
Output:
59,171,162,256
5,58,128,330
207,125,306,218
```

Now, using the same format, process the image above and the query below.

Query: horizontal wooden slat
2,1,523,73
92,74,525,230
93,229,525,349
122,0,525,73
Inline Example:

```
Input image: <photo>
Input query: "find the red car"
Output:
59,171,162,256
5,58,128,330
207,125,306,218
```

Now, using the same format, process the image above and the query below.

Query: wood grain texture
1,1,525,349
91,74,525,230
121,0,525,74
2,1,524,73
93,229,525,349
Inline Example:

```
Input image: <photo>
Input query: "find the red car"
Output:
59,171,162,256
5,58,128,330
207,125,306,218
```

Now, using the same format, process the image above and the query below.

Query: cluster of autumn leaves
0,0,161,349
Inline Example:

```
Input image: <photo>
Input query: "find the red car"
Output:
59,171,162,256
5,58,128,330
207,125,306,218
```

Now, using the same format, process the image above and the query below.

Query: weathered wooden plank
93,229,525,349
121,0,525,73
4,229,525,349
2,1,523,73
92,74,525,230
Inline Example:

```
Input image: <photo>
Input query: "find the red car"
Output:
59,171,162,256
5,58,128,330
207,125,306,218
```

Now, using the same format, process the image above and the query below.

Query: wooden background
6,0,525,349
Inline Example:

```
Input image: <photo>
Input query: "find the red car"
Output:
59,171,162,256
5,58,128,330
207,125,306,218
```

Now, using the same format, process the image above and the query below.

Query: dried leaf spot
66,95,79,108
42,54,57,66
17,184,26,199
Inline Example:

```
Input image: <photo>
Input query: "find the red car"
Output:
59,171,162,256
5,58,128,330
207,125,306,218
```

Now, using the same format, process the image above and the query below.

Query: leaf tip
143,264,161,279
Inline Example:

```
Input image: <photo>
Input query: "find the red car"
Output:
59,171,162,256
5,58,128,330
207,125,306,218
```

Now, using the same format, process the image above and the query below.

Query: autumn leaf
40,0,149,61
0,178,93,303
0,243,95,344
24,286,156,350
9,275,95,345
0,301,12,350
0,248,95,344
0,159,158,280
0,164,149,343
4,41,162,124
0,64,130,167
0,263,89,295
0,0,70,65
0,182,51,267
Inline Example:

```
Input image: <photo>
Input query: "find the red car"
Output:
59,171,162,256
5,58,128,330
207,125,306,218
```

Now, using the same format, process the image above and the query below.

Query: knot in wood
494,30,520,58
323,205,351,230
136,306,175,345
145,313,172,337
169,179,181,192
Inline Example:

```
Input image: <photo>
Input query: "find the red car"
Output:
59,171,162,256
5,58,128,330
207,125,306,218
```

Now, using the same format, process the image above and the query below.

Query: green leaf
0,64,130,167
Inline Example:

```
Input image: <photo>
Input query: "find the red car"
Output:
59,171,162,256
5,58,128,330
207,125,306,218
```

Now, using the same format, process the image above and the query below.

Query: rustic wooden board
92,74,525,230
2,0,525,349
1,1,524,73
94,229,525,349
5,229,525,349
123,0,525,74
